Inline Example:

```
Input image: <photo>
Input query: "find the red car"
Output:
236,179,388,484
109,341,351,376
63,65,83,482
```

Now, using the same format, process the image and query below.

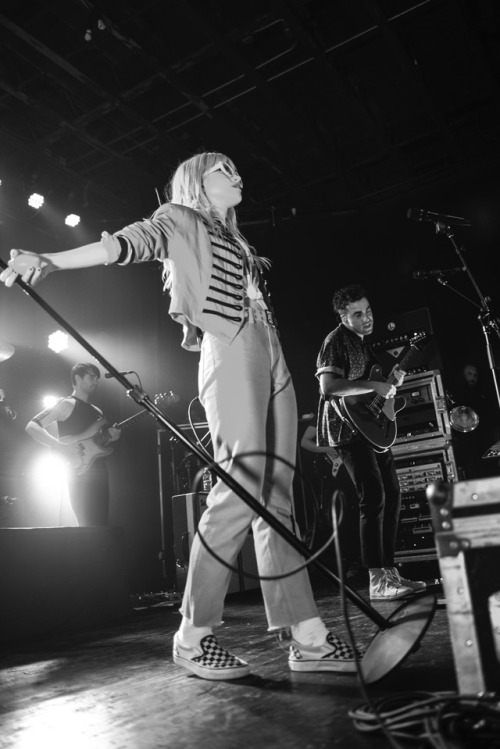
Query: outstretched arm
0,234,121,288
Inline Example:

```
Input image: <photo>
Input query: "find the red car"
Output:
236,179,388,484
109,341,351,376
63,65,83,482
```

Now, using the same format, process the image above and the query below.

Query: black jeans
67,459,110,527
338,440,401,568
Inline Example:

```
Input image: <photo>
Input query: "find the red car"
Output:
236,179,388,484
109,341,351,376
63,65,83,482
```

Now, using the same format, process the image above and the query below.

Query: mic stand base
360,593,437,684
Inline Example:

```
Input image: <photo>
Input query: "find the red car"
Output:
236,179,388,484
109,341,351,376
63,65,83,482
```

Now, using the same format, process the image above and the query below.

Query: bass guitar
61,391,179,474
325,450,342,478
338,333,426,452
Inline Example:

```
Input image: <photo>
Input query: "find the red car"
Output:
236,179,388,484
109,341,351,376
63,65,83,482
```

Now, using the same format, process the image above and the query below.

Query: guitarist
25,362,121,527
315,285,425,601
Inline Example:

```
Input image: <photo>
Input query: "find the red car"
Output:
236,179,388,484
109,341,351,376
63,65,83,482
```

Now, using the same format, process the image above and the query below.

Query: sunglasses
203,160,242,185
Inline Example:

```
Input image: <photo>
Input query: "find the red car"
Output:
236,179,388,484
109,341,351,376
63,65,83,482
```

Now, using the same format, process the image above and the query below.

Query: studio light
48,330,69,353
65,213,80,227
28,193,44,209
42,395,60,409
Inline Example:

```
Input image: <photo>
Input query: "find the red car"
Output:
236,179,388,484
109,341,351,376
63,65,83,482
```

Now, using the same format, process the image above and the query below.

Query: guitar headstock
154,391,180,411
408,331,427,349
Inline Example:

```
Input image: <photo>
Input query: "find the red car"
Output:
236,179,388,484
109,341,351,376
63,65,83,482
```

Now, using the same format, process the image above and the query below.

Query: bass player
315,284,425,601
25,362,121,526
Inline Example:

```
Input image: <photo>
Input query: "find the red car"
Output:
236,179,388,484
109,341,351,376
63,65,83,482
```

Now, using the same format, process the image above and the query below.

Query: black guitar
339,333,427,452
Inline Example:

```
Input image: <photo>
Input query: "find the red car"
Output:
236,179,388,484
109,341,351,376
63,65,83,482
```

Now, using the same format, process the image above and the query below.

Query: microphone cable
190,449,342,583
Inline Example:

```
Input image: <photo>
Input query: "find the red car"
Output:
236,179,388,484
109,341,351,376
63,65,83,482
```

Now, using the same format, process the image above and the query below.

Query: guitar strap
365,340,383,372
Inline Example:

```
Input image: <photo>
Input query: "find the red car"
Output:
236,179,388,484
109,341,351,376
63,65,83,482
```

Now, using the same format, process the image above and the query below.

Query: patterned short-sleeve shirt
315,324,377,446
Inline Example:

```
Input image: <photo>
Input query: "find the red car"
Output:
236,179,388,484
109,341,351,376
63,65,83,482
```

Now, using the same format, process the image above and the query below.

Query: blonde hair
162,152,270,289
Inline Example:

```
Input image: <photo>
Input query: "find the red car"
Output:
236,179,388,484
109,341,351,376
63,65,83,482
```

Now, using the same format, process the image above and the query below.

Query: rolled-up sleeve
315,332,345,380
107,205,177,265
100,232,124,264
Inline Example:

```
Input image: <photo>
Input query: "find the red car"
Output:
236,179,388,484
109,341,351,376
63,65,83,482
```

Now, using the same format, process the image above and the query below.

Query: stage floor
1,573,456,749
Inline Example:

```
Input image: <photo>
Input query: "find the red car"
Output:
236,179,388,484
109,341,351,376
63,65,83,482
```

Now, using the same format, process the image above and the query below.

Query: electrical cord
174,397,212,474
327,491,500,749
190,449,341,582
332,482,500,749
187,396,212,457
183,397,328,547
349,692,500,748
327,490,408,749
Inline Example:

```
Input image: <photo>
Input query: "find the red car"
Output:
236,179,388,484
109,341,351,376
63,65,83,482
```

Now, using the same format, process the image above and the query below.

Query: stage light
65,213,80,227
48,330,69,353
32,452,69,486
28,452,75,526
42,395,60,409
28,193,44,208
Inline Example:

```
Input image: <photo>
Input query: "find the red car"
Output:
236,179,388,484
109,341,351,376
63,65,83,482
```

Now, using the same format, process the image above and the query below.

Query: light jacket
101,203,248,351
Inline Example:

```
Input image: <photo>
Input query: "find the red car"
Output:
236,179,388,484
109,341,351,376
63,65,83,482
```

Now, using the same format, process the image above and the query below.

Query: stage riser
0,526,132,643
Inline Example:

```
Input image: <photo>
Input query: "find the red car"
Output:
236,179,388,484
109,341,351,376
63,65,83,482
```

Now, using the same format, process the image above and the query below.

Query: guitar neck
385,342,419,385
115,409,148,431
112,393,176,432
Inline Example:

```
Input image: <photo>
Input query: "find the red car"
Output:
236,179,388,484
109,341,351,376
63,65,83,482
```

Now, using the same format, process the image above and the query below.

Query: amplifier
370,307,442,374
171,492,260,594
394,443,458,560
157,426,215,497
394,370,451,445
428,476,500,693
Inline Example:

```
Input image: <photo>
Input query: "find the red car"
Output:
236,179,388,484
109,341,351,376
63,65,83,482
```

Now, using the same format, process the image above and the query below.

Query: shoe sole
289,659,358,674
402,584,427,592
370,589,413,600
173,650,251,680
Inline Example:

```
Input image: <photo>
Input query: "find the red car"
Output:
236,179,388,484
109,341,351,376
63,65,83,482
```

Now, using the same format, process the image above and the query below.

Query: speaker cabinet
171,492,259,594
0,526,132,643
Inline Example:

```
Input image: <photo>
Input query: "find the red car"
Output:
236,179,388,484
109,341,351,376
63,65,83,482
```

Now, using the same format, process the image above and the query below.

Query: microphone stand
433,222,500,412
0,257,436,684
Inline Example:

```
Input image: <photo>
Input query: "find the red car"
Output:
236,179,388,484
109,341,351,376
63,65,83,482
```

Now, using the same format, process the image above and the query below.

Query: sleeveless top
57,397,104,438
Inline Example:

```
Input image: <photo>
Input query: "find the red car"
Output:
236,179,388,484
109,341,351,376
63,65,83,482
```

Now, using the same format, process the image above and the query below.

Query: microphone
104,370,135,379
407,207,471,227
413,268,464,280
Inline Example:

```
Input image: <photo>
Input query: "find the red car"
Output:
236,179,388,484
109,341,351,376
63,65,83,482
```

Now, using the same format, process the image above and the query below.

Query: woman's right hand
0,249,55,287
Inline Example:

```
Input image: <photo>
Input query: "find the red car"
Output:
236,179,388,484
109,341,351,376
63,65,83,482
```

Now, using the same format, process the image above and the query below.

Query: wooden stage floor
0,573,456,749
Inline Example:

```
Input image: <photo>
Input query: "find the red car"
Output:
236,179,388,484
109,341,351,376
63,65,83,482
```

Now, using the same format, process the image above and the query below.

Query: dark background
1,0,500,590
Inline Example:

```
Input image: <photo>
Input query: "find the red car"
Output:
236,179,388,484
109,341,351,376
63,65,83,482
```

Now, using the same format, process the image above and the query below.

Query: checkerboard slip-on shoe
173,633,251,680
288,632,360,673
386,567,427,592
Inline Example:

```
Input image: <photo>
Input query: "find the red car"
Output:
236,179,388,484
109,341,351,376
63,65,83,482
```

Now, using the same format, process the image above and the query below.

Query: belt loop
244,304,275,328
